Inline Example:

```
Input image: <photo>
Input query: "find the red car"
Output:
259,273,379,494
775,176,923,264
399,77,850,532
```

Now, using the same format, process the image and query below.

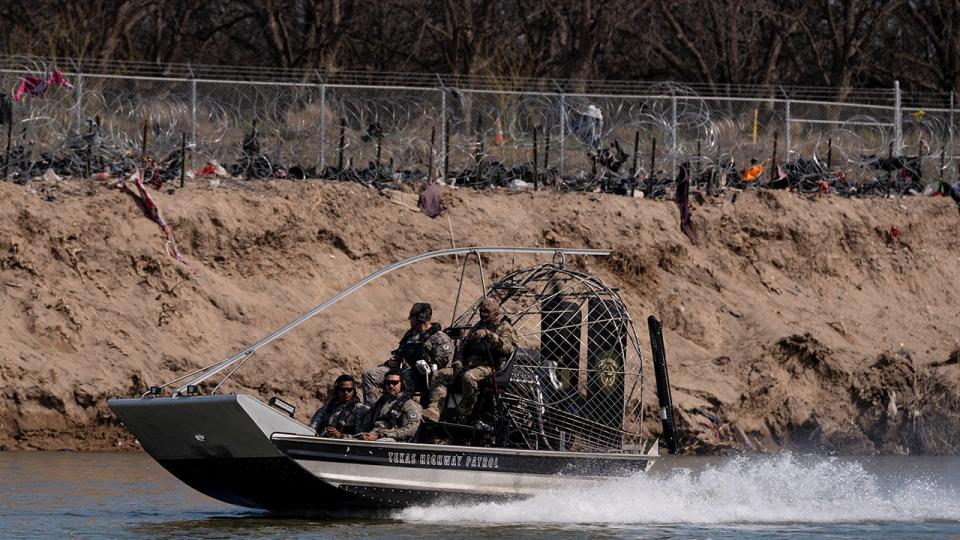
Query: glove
415,359,432,375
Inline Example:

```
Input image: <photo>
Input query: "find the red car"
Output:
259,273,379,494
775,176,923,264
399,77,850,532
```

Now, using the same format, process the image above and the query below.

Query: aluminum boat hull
108,394,658,512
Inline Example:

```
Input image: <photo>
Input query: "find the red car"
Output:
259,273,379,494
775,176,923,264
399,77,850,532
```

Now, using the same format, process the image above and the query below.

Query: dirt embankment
1,179,959,454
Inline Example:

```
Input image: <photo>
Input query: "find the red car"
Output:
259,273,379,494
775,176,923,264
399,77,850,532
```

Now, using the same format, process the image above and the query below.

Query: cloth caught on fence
419,183,442,218
13,69,74,102
108,169,190,267
673,162,698,244
742,162,764,182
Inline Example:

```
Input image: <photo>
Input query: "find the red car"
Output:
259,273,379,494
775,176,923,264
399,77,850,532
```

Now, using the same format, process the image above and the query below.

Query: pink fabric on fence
13,69,74,102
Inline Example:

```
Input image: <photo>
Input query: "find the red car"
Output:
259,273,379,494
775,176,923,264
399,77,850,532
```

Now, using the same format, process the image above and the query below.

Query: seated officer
424,298,517,421
308,374,369,438
361,302,453,404
356,369,422,442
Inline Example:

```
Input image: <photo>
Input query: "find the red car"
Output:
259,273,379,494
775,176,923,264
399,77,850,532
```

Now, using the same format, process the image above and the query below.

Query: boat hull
108,394,657,512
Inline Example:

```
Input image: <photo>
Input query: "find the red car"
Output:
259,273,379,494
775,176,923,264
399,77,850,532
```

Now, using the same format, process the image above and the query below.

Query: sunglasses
337,386,355,393
383,380,402,387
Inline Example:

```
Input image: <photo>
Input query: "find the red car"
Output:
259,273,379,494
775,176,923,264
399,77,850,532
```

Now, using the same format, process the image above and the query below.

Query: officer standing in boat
361,302,453,404
424,298,517,421
357,369,422,441
308,374,369,438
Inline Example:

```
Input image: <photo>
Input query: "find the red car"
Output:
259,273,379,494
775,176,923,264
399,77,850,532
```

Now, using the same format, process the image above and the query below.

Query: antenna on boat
450,249,488,327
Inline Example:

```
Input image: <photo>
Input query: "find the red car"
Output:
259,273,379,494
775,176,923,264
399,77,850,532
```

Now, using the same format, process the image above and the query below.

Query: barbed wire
1,57,957,191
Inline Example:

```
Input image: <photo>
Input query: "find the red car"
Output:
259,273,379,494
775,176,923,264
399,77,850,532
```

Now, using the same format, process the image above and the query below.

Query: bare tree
790,0,905,99
894,0,960,93
0,0,955,97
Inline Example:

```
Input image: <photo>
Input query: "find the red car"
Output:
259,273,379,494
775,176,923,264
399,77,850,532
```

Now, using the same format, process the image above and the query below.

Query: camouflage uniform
308,397,370,437
360,393,422,441
426,317,517,420
361,323,453,404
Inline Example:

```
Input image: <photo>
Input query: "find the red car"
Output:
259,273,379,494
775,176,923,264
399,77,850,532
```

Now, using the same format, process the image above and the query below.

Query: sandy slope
1,178,959,454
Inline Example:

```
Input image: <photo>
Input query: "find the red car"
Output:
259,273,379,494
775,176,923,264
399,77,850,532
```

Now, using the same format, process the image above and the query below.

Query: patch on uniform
408,411,419,419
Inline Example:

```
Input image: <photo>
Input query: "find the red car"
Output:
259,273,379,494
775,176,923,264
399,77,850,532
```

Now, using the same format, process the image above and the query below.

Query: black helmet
409,302,432,324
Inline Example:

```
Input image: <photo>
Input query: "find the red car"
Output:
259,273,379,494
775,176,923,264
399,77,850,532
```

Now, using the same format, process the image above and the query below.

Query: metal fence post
440,87,446,178
319,83,326,170
950,91,955,182
784,96,791,162
893,80,902,158
671,94,678,180
559,93,566,176
74,74,83,134
190,73,197,151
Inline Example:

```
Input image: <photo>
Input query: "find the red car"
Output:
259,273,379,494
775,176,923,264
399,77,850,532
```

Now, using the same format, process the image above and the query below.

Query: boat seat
479,348,534,390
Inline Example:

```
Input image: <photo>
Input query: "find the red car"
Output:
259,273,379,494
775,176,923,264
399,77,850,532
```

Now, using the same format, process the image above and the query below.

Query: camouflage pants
427,365,492,419
458,365,492,417
361,365,390,405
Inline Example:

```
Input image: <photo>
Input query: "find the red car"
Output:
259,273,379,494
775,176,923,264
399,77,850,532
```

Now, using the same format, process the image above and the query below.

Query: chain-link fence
2,65,957,188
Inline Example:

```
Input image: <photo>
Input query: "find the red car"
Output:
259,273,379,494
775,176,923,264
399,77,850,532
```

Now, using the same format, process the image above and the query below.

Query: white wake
398,453,960,524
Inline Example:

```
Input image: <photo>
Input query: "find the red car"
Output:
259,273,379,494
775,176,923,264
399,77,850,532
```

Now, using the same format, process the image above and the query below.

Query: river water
1,451,959,538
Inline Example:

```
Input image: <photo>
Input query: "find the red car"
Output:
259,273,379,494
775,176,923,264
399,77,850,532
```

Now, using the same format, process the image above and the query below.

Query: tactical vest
376,393,413,428
329,398,361,431
396,323,442,364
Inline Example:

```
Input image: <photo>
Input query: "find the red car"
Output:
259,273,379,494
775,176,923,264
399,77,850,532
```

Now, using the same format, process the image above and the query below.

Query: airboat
108,247,679,512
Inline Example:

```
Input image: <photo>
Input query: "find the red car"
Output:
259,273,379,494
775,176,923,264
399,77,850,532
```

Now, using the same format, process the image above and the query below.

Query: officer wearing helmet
423,297,517,421
361,302,453,405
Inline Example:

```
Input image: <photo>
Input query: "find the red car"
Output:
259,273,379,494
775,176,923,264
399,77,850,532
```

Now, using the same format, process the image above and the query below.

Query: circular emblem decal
597,354,621,391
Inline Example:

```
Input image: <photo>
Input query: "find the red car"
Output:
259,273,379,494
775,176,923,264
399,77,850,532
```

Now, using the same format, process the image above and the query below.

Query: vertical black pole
337,117,345,171
940,145,946,180
86,139,92,178
695,138,701,176
888,140,895,196
3,120,11,180
649,137,657,184
770,131,778,183
533,127,539,190
478,140,485,182
141,119,149,162
443,118,450,181
543,127,550,171
827,137,833,170
179,132,187,188
630,131,641,197
428,125,436,182
94,115,102,174
474,116,483,184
